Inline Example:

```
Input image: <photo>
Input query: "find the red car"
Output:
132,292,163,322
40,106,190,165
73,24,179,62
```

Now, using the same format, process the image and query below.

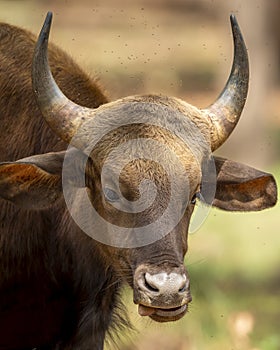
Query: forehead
85,97,210,188
100,132,202,196
85,96,210,151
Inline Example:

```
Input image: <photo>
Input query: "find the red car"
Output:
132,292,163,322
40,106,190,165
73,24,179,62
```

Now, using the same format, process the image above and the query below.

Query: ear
0,151,65,210
0,149,86,210
210,156,277,211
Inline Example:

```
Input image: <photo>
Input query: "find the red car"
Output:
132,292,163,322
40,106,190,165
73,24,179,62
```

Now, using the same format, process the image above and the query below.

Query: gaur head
0,12,277,322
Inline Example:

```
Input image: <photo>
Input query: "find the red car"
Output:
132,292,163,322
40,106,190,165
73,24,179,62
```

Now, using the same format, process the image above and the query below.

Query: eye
104,187,120,203
191,192,200,205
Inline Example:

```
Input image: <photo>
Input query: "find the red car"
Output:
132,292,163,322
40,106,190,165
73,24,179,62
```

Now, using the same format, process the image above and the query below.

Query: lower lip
154,304,187,317
138,303,188,319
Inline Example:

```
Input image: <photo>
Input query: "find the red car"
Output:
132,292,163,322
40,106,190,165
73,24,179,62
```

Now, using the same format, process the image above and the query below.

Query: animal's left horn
202,15,249,151
32,12,94,149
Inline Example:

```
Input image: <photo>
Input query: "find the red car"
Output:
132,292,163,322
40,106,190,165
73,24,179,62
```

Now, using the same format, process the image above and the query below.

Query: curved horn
202,15,249,151
32,12,94,148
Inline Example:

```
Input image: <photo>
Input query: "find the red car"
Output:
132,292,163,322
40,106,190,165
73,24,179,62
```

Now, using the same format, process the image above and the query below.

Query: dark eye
104,187,120,203
191,192,200,205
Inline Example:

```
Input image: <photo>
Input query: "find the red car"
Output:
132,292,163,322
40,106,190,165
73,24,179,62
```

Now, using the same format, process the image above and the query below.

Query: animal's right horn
32,12,94,149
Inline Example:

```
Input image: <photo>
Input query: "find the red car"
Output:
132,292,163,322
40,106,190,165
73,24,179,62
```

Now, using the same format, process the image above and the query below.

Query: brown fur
0,23,122,349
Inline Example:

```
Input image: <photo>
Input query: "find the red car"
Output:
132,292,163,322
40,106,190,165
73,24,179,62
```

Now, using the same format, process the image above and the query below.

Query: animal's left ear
209,156,277,211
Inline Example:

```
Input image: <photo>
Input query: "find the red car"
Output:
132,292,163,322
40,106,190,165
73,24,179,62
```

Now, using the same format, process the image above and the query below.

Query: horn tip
230,14,236,23
230,14,239,29
46,11,53,22
44,11,53,27
40,11,53,41
229,13,247,51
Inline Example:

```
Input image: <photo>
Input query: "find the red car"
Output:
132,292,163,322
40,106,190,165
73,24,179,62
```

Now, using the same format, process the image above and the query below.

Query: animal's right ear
0,149,87,210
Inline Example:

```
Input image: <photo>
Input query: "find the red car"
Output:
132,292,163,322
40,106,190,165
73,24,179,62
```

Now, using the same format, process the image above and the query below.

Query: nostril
144,273,160,293
144,280,159,293
138,271,189,295
178,276,188,293
179,284,187,293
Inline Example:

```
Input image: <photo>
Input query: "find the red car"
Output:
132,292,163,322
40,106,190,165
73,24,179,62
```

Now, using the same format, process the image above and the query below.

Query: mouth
138,303,188,322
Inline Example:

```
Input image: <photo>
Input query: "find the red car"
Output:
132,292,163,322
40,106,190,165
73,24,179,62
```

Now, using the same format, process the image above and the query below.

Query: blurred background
0,0,279,349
